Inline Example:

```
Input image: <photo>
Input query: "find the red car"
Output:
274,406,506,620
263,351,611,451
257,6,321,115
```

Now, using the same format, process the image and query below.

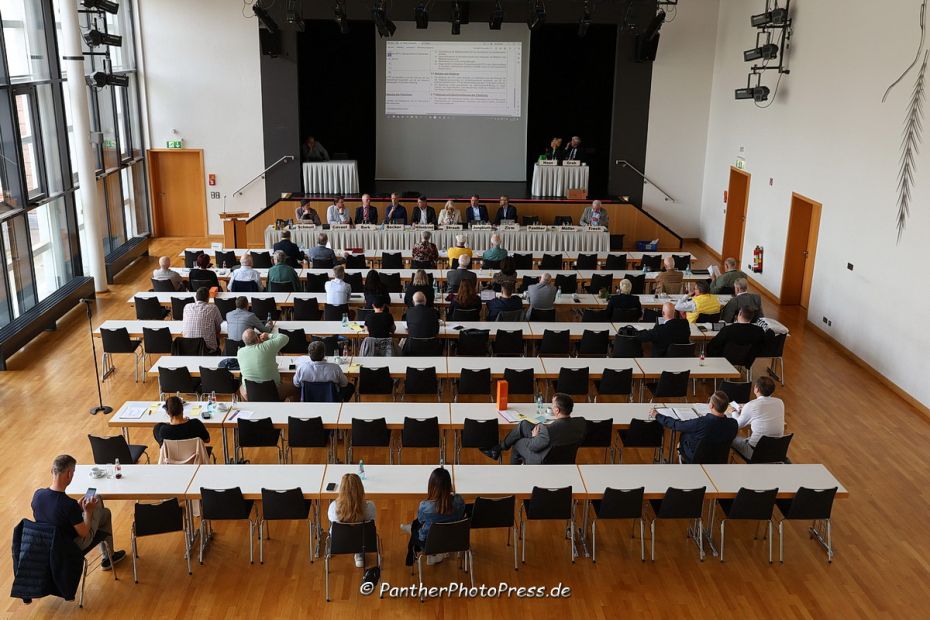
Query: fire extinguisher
752,245,763,273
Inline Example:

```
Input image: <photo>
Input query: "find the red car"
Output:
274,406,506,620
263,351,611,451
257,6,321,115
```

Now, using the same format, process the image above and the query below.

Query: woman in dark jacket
188,253,220,289
363,269,391,309
404,269,435,307
604,278,642,320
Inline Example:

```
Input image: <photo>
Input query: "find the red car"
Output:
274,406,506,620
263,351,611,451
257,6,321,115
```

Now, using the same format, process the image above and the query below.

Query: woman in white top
228,253,263,288
437,200,461,226
327,473,377,567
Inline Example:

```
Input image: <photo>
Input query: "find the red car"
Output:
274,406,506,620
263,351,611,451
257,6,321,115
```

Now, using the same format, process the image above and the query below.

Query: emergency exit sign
166,140,183,149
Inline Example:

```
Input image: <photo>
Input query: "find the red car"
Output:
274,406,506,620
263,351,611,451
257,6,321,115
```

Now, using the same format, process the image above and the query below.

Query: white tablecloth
265,226,609,253
530,164,590,197
302,161,359,195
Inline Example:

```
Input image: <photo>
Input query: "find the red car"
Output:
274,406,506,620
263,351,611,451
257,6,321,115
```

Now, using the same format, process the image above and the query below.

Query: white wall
700,0,930,407
137,0,265,235
644,0,720,238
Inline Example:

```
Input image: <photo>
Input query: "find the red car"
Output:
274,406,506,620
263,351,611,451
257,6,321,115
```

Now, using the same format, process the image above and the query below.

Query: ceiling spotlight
89,72,129,88
452,2,462,35
734,85,770,101
253,5,279,34
286,0,305,32
82,0,119,14
83,29,122,47
743,43,778,62
489,1,504,30
372,0,396,38
415,2,430,29
527,0,546,31
751,7,788,28
334,0,350,34
578,0,593,38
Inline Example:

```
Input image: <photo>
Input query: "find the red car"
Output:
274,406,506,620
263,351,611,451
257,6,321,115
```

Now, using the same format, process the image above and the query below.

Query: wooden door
147,149,207,237
781,193,822,307
721,167,750,265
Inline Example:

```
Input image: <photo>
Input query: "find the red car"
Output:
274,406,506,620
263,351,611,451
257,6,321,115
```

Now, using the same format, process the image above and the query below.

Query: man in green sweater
267,250,301,291
237,329,297,401
711,257,749,294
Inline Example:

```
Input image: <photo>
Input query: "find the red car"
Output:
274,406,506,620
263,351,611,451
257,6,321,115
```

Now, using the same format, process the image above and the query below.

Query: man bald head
242,329,259,346
540,273,552,285
662,302,677,320
159,256,171,269
361,193,371,206
412,291,427,306
663,256,676,271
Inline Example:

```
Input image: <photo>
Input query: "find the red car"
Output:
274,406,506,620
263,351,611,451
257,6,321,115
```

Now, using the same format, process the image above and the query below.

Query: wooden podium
219,212,249,248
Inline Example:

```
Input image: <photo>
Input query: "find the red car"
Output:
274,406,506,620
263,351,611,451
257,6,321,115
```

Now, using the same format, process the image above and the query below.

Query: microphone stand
81,298,113,415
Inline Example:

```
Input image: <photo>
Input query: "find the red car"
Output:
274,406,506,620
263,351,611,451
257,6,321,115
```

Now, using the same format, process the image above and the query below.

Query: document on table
348,322,365,332
347,363,361,373
498,409,519,423
654,407,675,418
516,411,549,424
120,407,146,420
692,403,711,415
228,410,253,421
672,407,699,421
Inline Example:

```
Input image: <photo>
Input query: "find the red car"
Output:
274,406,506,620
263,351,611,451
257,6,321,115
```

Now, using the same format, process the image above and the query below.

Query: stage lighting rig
253,5,280,34
89,71,129,88
735,1,792,104
415,2,430,29
451,2,463,35
334,0,350,34
744,42,778,62
489,0,504,30
82,0,118,14
372,0,396,38
527,0,546,31
286,0,305,32
83,29,121,47
751,7,788,27
578,0,593,38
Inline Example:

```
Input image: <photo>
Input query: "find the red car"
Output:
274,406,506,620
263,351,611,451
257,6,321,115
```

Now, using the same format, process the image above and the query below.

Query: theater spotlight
734,85,770,101
372,0,396,38
452,1,462,35
334,0,350,34
253,5,280,34
743,43,778,62
415,2,430,29
82,0,119,14
83,29,122,47
527,0,546,31
751,7,788,28
489,0,504,30
90,71,129,88
578,0,593,38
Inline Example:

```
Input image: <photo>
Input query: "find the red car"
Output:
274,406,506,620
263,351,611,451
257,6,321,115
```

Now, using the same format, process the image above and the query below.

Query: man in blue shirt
486,284,523,320
384,193,408,224
466,194,489,225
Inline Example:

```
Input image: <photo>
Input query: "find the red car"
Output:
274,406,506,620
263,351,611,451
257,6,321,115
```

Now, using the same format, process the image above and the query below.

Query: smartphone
325,482,337,491
84,488,97,502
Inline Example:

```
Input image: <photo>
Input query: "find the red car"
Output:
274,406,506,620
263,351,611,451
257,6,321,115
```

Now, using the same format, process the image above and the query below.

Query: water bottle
536,393,544,414
358,459,366,480
208,391,216,413
556,286,562,300
642,262,648,273
699,352,705,367
114,458,122,480
685,263,692,277
341,313,348,327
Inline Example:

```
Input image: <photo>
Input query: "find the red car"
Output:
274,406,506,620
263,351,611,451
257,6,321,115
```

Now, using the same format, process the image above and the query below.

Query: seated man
326,197,352,225
308,233,341,265
636,302,691,357
465,194,489,225
486,283,523,320
446,234,473,264
405,291,440,338
650,391,738,464
579,200,608,227
482,393,586,464
674,280,721,323
295,200,321,224
654,256,684,295
445,253,477,293
293,340,355,401
730,376,785,460
706,307,767,361
32,454,126,569
267,250,301,290
301,135,329,162
384,193,408,225
225,296,272,343
411,231,439,268
325,265,352,306
237,329,296,401
481,233,508,264
493,196,518,224
228,253,263,291
411,196,436,225
711,257,749,293
354,194,379,225
720,277,763,323
526,273,557,318
152,256,186,291
272,230,305,264
181,286,223,354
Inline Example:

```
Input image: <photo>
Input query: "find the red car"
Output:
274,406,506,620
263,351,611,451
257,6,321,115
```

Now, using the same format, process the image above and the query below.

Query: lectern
219,212,249,248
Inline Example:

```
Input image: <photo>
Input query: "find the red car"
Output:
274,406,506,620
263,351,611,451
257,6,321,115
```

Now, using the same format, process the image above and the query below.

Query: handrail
230,155,295,198
615,159,677,203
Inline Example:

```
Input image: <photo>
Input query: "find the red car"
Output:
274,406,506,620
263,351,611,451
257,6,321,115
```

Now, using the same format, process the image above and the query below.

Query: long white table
66,465,200,500
453,464,585,499
302,161,359,195
578,464,713,500
530,163,590,197
186,464,328,500
320,464,437,499
703,464,849,499
449,402,655,429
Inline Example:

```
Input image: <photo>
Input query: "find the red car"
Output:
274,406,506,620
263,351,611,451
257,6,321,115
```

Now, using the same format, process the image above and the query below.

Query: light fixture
527,0,546,31
83,29,122,47
415,1,430,29
452,1,462,35
82,0,119,14
286,0,305,32
578,0,593,38
633,9,666,62
751,7,788,28
734,85,770,101
90,71,129,88
334,0,350,34
489,0,503,29
372,0,396,38
743,43,778,62
253,5,279,34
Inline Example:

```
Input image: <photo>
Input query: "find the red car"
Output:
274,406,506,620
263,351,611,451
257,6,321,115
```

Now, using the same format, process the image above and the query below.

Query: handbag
218,357,240,371
617,325,639,337
360,522,381,588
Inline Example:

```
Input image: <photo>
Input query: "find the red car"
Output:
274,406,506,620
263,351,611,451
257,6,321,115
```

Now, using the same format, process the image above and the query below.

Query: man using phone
31,455,126,569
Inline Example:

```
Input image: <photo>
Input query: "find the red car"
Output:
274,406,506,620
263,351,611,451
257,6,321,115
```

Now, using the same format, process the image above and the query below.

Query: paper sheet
672,407,699,421
120,407,145,420
498,409,519,423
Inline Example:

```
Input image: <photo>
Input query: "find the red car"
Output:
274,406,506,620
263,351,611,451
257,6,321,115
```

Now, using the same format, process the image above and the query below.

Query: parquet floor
0,237,927,618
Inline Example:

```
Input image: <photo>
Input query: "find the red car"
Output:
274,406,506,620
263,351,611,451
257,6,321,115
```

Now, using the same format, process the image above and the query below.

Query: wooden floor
2,237,928,618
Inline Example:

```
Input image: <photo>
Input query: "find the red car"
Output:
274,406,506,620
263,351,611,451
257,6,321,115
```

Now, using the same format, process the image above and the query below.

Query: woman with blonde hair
437,200,461,226
404,268,435,307
327,473,376,567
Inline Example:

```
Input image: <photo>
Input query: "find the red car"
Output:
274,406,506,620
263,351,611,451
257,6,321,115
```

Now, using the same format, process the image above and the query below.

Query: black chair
457,329,490,356
645,370,691,402
278,328,308,354
158,366,201,399
398,417,442,462
151,278,178,292
672,254,691,270
199,366,240,399
538,329,570,356
410,260,435,270
403,367,440,401
305,273,329,293
574,253,598,270
311,335,342,356
640,254,663,271
199,487,256,564
641,308,659,323
353,307,373,322
213,297,237,319
554,273,577,294
696,312,721,323
142,326,173,375
582,419,615,463
170,297,194,320
223,339,244,356
581,309,608,322
456,368,492,401
312,258,334,269
626,273,646,295
323,303,350,321
587,273,613,295
300,381,340,403
251,298,279,321
493,329,525,356
521,486,576,563
268,280,295,293
723,342,756,376
611,335,643,358
286,416,333,463
345,273,363,292
468,495,517,569
259,488,314,564
450,307,481,322
556,367,589,400
503,368,534,400
617,419,663,463
480,258,500,270
250,252,273,269
578,330,609,357
235,417,283,463
648,487,706,561
719,380,752,404
458,418,501,464
324,521,380,601
742,434,794,464
690,439,731,465
605,254,627,269
403,337,444,356
88,434,148,465
541,443,580,464
666,343,696,357
244,379,281,402
758,331,787,386
190,278,217,292
184,250,202,268
520,274,539,291
512,253,533,269
229,279,260,293
495,309,525,321
594,367,633,402
413,519,473,592
589,487,646,562
611,306,642,322
381,272,403,293
347,418,392,463
131,499,189,582
100,327,143,382
775,487,838,563
521,215,540,225
215,251,239,268
357,366,394,400
293,296,322,320
135,296,169,320
171,337,206,356
345,254,367,269
381,252,403,268
553,216,573,225
715,488,778,563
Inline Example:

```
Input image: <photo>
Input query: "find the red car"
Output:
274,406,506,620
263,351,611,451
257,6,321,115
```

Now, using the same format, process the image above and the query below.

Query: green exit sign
166,140,183,149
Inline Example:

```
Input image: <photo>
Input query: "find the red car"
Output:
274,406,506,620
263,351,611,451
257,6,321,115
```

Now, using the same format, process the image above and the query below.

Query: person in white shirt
327,473,376,567
325,265,352,306
730,375,785,460
152,256,185,291
228,253,263,288
437,200,461,226
326,197,352,225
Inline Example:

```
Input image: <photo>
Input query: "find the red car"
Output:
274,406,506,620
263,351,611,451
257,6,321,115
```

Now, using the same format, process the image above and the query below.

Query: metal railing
615,159,676,203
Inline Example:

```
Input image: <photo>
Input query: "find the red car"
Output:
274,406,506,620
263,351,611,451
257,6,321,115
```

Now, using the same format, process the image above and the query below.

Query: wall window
0,0,50,82
13,90,44,199
28,197,71,301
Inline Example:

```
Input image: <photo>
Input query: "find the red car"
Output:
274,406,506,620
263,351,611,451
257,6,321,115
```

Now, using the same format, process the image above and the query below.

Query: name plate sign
440,224,463,230
384,224,405,230
471,224,493,230
562,160,582,167
560,226,579,232
538,160,558,167
526,225,548,232
356,224,377,230
499,224,520,231
330,224,351,230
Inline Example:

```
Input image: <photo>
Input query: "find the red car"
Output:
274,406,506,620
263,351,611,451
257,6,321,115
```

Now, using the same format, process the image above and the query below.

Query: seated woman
604,278,642,320
363,270,390,309
404,269,435,307
403,467,465,566
448,279,481,319
189,253,220,289
364,301,396,338
328,473,377,567
153,396,211,445
492,257,518,292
